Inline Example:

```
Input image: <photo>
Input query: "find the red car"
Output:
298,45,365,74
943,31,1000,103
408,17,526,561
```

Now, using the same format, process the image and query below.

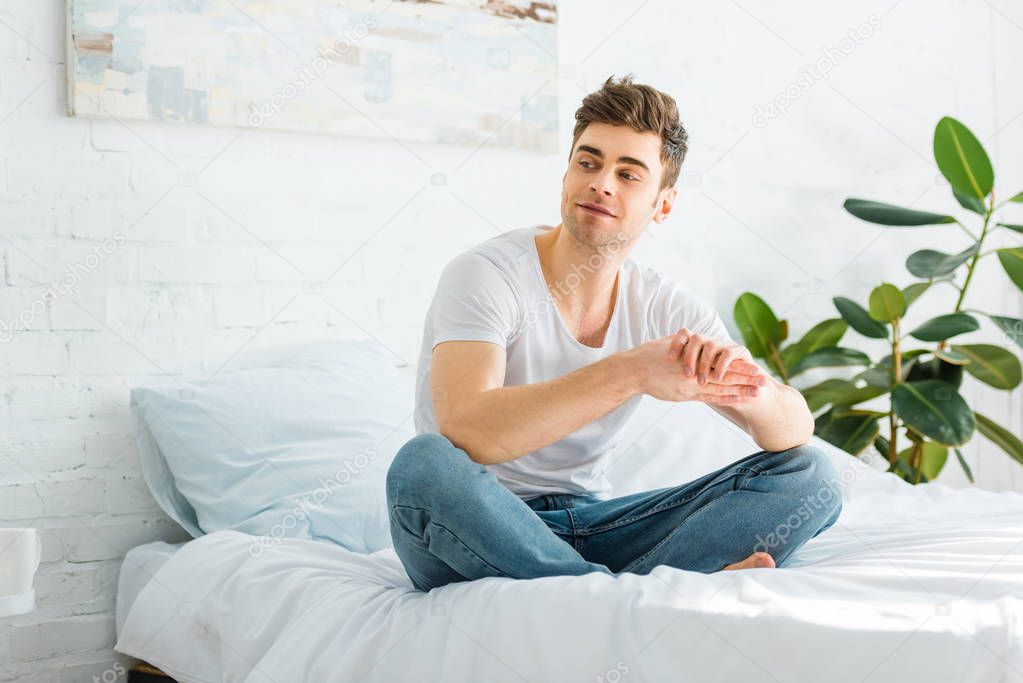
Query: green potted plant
734,117,1023,484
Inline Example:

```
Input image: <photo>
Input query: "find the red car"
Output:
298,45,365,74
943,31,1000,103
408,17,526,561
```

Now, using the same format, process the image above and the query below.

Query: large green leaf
933,347,971,365
902,281,931,309
858,367,892,388
834,296,889,339
734,292,781,361
858,349,930,388
843,198,955,226
874,434,891,462
921,443,949,481
789,346,871,377
954,188,986,215
974,411,1023,466
907,356,965,389
841,384,891,406
892,379,975,446
814,408,879,455
803,379,852,413
952,344,1022,390
802,379,888,413
933,117,994,200
996,248,1023,291
868,283,906,322
833,408,889,420
888,349,933,365
988,315,1023,351
803,379,855,413
898,441,948,480
997,223,1023,235
893,455,931,483
907,313,980,342
905,244,978,278
780,319,848,371
793,319,848,351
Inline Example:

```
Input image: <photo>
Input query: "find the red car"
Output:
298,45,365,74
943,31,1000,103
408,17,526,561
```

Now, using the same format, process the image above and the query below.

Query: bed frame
128,663,177,682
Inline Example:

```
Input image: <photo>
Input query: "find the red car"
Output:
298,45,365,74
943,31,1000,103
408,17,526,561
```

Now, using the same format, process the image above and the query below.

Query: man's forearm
732,378,815,452
441,354,640,465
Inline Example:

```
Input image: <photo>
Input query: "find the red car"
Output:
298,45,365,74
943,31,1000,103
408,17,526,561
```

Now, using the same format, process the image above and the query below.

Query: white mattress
114,437,1023,683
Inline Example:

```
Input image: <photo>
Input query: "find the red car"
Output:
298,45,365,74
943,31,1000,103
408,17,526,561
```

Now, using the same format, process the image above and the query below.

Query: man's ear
651,186,677,224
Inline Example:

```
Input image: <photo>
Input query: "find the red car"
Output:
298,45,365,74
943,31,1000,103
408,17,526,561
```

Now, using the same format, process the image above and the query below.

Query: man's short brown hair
571,74,688,190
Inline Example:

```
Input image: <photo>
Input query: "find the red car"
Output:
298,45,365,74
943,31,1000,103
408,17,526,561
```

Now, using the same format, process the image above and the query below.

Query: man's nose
589,169,615,195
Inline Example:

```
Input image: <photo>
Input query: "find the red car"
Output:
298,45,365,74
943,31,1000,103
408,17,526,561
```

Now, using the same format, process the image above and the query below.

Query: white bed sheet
115,540,187,638
115,437,1023,683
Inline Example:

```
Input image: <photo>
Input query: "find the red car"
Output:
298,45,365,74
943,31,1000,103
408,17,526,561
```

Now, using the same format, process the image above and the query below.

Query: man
387,75,842,592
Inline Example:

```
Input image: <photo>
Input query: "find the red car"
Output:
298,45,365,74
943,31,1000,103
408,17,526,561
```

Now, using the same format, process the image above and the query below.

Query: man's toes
722,551,776,571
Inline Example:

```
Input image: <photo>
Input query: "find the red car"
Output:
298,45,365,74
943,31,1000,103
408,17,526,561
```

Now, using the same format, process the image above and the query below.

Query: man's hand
666,328,758,385
623,330,768,404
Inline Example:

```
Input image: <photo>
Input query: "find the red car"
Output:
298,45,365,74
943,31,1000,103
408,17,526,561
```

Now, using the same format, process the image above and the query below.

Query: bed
114,341,1023,682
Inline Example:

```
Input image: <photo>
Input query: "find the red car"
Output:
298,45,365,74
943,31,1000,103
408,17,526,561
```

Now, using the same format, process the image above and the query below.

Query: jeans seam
392,504,512,579
574,466,760,534
566,507,584,552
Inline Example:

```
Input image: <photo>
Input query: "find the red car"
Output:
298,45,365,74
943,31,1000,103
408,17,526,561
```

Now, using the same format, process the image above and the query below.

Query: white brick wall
2,0,1022,678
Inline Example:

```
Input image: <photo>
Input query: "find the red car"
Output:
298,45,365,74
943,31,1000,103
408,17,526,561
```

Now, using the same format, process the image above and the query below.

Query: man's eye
578,160,594,168
620,172,638,181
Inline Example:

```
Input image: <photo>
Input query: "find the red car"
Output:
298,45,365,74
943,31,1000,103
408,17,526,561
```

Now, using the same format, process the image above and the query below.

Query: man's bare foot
721,551,776,571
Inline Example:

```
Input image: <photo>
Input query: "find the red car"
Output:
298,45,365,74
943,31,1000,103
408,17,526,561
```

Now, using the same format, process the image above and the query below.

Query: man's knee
783,443,843,528
386,433,477,505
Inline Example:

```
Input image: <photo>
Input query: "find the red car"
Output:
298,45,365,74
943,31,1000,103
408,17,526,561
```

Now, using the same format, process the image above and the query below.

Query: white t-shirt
413,225,733,501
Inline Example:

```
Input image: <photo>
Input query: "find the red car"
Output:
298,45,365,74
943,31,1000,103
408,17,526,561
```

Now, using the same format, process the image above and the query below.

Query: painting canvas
66,0,559,152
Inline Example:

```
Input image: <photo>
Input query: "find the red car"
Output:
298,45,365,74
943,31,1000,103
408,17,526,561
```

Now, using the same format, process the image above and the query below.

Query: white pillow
130,340,416,554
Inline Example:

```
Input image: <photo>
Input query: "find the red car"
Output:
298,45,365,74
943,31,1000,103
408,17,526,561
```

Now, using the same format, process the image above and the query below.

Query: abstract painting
66,1,559,151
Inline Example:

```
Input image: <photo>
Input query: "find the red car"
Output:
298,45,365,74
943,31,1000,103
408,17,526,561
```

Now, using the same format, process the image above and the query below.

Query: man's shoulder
460,226,536,265
442,226,537,280
433,227,541,305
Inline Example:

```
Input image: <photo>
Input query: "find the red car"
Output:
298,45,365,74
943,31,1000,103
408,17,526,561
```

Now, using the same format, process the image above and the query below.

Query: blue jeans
386,433,843,592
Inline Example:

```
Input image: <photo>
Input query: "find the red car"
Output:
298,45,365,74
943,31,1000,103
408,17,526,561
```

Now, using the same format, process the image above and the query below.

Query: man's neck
534,223,627,317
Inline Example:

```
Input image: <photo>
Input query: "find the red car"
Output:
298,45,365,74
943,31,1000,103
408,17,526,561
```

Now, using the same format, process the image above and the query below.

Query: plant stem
770,345,789,384
911,441,923,484
887,318,902,467
939,202,993,351
893,318,902,381
991,194,1014,212
887,411,898,467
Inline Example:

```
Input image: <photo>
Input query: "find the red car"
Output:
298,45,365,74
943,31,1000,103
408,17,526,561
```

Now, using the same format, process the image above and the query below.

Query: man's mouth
577,202,616,218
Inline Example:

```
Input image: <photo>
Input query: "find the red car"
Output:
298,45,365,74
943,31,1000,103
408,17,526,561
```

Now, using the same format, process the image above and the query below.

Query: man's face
560,122,676,250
